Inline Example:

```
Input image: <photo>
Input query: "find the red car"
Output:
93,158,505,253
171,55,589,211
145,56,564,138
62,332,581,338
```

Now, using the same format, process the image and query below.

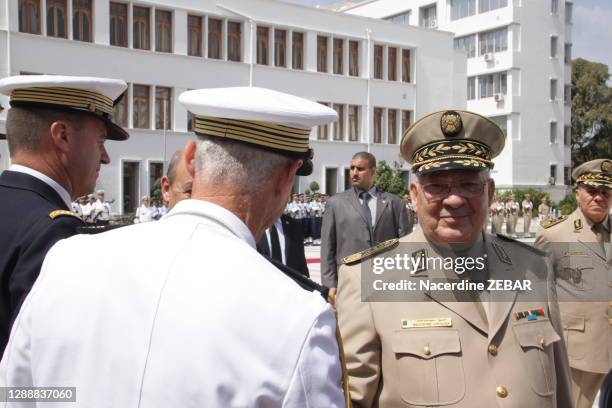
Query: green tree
374,160,407,196
571,58,612,166
557,192,578,215
309,181,320,193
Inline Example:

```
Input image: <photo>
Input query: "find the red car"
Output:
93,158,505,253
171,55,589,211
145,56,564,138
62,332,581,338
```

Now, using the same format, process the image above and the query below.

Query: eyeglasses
421,181,487,200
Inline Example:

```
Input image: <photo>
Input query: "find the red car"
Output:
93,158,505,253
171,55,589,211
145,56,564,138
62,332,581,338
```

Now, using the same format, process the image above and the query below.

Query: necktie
270,224,283,263
360,191,372,227
593,223,607,253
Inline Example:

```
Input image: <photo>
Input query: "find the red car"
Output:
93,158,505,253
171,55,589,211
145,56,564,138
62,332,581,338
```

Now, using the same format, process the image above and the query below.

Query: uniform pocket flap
561,315,585,332
512,319,561,350
392,329,461,360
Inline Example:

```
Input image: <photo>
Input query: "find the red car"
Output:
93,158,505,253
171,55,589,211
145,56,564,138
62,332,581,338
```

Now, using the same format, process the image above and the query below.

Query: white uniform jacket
0,199,344,407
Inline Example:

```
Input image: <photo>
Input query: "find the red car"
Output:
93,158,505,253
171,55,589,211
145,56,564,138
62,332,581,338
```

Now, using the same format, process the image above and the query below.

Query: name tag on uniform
401,318,452,329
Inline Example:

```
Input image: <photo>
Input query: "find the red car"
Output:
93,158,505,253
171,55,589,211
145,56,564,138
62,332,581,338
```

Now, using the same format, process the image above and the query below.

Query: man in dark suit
321,151,409,299
257,214,309,276
0,75,129,356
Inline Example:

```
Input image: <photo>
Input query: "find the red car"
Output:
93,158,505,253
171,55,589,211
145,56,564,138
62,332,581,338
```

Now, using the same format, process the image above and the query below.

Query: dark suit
257,215,309,277
0,170,83,356
321,187,409,288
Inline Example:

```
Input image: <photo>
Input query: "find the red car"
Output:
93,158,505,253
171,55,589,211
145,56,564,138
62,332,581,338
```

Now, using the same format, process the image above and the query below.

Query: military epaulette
343,238,400,266
540,215,567,229
495,233,546,256
48,210,83,222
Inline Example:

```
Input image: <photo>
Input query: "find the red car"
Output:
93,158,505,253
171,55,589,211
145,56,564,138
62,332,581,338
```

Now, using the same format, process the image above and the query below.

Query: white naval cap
0,75,129,141
179,87,338,176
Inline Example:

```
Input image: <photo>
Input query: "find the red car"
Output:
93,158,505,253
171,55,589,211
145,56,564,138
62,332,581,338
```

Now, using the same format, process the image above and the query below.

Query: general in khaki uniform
535,159,612,408
337,110,572,408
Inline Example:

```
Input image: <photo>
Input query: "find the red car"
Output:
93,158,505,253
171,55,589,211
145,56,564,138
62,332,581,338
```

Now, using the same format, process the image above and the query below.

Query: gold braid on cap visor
576,173,612,188
194,116,311,153
11,87,114,116
411,139,493,172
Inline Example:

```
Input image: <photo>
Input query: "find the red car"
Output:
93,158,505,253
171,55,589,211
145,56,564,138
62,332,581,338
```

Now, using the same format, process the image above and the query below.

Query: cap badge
601,160,611,172
440,111,463,137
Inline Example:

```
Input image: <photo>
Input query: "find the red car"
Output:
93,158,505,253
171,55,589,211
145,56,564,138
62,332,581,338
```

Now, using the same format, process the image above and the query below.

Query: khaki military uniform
539,203,551,222
337,228,573,408
522,199,534,235
490,202,505,234
535,208,612,408
506,201,519,235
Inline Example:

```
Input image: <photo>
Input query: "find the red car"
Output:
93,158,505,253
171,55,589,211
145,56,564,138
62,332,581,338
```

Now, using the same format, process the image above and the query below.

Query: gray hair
195,136,292,192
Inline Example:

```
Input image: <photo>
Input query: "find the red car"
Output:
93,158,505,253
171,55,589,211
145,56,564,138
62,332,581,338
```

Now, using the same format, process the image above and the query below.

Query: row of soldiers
284,193,328,245
490,193,554,236
70,189,112,225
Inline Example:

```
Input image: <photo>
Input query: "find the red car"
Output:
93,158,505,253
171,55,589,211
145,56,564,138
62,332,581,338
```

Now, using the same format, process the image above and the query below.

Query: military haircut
352,151,376,169
6,106,86,156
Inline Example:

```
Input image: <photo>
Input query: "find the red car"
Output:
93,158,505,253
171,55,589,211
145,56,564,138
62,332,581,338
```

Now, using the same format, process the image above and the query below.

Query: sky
285,0,612,72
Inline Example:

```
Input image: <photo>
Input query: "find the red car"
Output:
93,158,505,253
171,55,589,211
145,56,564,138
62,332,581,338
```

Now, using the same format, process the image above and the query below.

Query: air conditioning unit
494,93,505,102
484,53,494,62
429,19,437,28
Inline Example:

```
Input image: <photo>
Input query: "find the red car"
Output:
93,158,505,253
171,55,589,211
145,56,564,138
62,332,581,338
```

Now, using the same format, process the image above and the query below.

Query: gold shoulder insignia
573,218,582,231
540,215,567,229
49,210,83,222
343,238,399,265
495,233,546,256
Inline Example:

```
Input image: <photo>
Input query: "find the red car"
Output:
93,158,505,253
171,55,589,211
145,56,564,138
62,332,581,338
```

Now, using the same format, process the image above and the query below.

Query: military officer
540,197,552,222
535,158,612,408
336,110,572,408
522,193,534,235
0,87,345,407
0,75,128,356
490,194,505,234
505,194,519,236
92,190,111,225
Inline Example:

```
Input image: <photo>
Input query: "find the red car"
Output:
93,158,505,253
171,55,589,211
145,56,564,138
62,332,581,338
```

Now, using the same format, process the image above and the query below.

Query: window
111,91,128,128
420,4,437,27
551,0,558,14
47,0,67,38
133,6,150,50
479,0,507,13
155,10,172,53
133,84,150,129
564,85,571,105
373,108,383,143
401,111,411,135
349,40,359,76
373,45,383,79
292,32,304,69
187,15,202,57
317,36,328,73
19,0,41,34
122,161,140,214
348,105,359,141
257,26,269,65
490,115,507,135
388,109,397,144
317,103,329,140
550,164,557,184
333,38,344,75
388,47,397,81
385,10,411,25
227,22,241,62
550,36,558,58
73,0,92,42
110,2,128,47
149,162,164,198
155,87,172,130
454,35,476,58
208,18,222,59
565,2,572,23
550,78,558,100
564,43,572,64
564,126,571,146
467,77,476,100
451,0,475,21
333,104,344,141
550,121,557,143
564,166,571,186
479,27,507,55
479,72,507,98
274,29,287,67
402,49,411,82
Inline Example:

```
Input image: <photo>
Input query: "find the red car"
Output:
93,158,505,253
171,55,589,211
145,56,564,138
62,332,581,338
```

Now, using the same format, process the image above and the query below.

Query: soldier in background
489,195,504,234
505,193,519,237
92,190,111,226
521,193,534,236
539,197,551,222
402,194,416,233
535,159,611,408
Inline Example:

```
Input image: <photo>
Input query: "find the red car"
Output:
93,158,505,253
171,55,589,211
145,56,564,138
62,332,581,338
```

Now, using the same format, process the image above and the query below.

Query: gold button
488,344,498,355
496,386,509,398
539,338,546,347
423,346,431,356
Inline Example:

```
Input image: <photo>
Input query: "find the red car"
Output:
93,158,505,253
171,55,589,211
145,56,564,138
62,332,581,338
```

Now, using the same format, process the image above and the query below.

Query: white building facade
0,0,466,214
340,0,573,200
